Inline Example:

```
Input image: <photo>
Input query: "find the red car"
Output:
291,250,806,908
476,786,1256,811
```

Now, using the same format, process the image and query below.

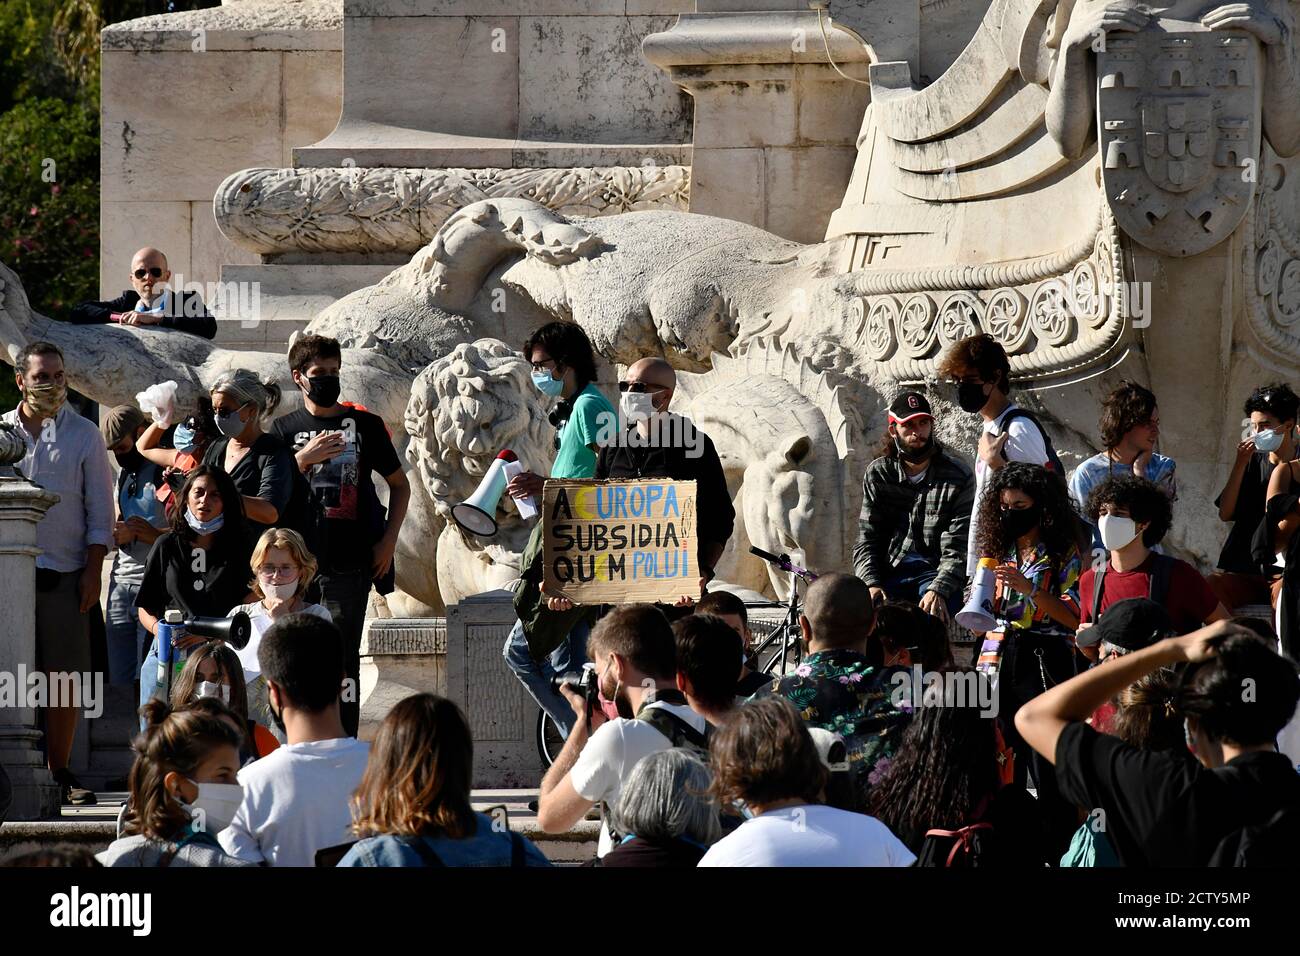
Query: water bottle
156,609,188,696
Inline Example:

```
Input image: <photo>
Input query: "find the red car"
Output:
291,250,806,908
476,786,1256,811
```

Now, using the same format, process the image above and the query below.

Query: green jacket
513,521,595,662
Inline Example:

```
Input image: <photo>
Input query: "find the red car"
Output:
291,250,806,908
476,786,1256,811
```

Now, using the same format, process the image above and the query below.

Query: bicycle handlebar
749,546,818,582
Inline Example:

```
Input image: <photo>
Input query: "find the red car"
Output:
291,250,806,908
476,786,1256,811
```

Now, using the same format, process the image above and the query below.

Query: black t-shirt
201,433,296,536
1054,721,1300,866
591,836,707,868
1215,452,1272,574
594,418,735,576
135,530,255,621
272,407,401,573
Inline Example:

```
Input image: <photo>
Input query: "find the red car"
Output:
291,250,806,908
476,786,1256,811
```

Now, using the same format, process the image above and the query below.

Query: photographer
1016,620,1300,866
537,604,708,859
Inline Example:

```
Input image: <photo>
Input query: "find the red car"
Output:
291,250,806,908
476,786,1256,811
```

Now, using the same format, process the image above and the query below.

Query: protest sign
541,479,697,604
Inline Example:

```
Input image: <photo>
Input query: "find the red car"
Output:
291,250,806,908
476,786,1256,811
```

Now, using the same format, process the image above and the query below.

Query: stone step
0,789,599,864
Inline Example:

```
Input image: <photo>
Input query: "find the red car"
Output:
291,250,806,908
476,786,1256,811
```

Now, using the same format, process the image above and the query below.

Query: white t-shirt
966,403,1051,574
698,804,916,867
568,699,708,857
218,736,370,867
227,601,333,683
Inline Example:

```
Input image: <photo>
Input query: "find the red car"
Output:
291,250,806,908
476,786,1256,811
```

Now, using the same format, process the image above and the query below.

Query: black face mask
267,697,286,735
894,435,934,464
115,448,145,472
303,374,341,407
1000,504,1041,540
956,381,991,413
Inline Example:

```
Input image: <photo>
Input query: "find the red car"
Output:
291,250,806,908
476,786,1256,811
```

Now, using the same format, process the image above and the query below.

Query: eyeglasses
530,359,557,372
617,381,667,393
257,564,299,578
133,267,163,280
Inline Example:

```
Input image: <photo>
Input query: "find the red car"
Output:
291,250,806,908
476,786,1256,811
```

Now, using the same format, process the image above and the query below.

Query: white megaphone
451,449,519,537
955,557,1000,632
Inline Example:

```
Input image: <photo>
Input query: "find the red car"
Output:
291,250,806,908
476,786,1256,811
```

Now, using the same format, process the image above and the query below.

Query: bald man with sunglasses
69,247,217,339
592,357,734,601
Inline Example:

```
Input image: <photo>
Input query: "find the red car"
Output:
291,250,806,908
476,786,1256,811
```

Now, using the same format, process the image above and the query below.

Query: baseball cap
888,391,932,424
100,405,147,449
1078,597,1175,651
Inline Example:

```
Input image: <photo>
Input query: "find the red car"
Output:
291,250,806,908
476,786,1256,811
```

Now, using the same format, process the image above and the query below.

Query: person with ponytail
1018,619,1300,866
202,369,295,534
136,466,255,719
97,699,253,867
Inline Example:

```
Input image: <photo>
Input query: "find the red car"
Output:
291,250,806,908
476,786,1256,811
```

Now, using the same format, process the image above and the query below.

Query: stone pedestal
643,8,871,244
356,617,447,741
446,590,541,789
0,477,60,821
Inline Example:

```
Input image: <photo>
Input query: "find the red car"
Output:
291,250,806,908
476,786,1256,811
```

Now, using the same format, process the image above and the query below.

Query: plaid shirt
852,446,975,600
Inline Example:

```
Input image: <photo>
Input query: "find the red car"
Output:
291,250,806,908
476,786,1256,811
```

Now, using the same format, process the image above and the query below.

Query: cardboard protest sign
542,479,697,605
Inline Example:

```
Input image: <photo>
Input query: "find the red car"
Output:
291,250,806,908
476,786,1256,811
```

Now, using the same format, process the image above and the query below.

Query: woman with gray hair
201,369,297,533
595,749,721,868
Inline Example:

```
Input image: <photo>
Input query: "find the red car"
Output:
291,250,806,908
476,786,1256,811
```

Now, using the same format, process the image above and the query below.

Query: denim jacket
336,813,552,868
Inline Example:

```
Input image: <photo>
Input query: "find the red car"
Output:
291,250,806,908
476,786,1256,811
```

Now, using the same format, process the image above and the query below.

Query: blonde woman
228,528,331,731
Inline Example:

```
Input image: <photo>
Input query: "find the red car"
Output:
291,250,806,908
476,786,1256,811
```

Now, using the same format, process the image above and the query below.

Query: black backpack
916,818,996,867
998,408,1064,475
1091,552,1174,623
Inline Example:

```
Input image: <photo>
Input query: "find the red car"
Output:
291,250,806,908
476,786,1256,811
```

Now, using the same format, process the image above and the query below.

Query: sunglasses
133,267,163,279
617,381,666,393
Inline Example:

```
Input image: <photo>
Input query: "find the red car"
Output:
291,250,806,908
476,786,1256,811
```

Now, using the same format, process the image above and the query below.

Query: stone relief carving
7,0,1300,609
214,164,691,255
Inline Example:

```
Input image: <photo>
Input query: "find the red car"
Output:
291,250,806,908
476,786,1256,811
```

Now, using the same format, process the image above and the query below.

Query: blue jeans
881,553,962,614
139,635,162,730
106,577,147,687
317,569,371,738
502,617,590,739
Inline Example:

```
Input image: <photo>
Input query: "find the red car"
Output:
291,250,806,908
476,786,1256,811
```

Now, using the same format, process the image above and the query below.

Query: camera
551,663,599,722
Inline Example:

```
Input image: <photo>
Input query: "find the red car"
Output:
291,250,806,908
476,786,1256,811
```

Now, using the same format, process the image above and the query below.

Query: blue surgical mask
173,423,196,452
184,508,224,535
531,370,564,398
1254,428,1285,453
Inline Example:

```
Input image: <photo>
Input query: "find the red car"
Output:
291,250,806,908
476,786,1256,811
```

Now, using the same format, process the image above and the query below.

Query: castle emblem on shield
1098,26,1262,257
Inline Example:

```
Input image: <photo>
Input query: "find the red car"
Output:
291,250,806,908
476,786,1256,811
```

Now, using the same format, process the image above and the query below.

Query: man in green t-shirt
503,322,616,739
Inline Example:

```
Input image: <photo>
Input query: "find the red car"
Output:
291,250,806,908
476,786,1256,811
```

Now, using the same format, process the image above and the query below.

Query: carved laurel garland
852,203,1129,384
1245,189,1300,361
214,165,692,256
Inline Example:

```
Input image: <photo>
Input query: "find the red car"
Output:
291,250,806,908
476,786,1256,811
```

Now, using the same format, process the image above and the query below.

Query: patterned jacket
759,648,912,801
852,446,975,600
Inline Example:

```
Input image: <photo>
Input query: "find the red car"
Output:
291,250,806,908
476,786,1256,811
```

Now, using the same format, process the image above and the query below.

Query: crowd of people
3,254,1299,867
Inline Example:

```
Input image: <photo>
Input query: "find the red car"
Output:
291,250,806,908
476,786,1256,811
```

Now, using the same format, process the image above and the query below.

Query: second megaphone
955,557,1000,633
451,450,519,536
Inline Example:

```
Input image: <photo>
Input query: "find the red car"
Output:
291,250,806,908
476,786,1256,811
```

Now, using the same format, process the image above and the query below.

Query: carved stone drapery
213,164,691,256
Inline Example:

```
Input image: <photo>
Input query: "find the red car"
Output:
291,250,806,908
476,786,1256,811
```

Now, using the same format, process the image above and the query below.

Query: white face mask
261,579,298,602
1099,514,1140,551
620,391,657,423
180,780,244,835
195,681,231,705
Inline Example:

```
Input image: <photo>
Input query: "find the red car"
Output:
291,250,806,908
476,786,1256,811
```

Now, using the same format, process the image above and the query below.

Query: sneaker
52,768,96,806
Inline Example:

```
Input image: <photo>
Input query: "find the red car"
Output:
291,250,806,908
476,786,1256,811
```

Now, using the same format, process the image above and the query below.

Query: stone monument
0,420,61,821
5,0,1300,613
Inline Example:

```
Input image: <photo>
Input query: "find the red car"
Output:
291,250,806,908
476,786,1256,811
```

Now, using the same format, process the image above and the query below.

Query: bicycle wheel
536,709,566,768
755,627,802,678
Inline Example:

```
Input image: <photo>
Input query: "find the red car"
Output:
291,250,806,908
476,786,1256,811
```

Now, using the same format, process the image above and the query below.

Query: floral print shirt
993,542,1081,638
758,648,912,798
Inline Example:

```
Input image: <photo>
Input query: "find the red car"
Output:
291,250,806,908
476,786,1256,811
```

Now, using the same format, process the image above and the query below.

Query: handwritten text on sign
542,479,697,604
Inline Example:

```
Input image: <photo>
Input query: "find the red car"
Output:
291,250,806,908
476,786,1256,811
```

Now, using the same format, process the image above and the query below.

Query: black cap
1079,597,1175,650
889,391,932,423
